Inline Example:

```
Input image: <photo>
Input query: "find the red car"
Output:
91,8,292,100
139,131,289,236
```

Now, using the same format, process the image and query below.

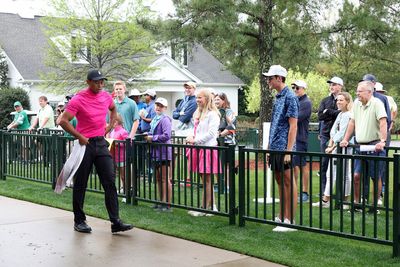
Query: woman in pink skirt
186,88,220,215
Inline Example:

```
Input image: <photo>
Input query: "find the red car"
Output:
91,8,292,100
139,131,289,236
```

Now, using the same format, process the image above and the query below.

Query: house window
171,43,187,67
70,31,91,64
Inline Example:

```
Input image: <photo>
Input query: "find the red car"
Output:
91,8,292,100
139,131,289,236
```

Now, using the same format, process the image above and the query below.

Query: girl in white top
313,92,353,207
186,89,220,215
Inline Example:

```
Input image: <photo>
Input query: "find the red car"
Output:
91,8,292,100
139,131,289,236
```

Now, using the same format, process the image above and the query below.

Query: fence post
131,138,138,206
335,146,344,209
393,153,400,257
125,138,132,205
51,134,58,190
238,145,245,227
0,131,4,180
228,144,236,225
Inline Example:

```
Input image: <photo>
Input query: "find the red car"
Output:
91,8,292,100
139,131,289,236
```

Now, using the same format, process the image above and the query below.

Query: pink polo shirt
66,88,113,138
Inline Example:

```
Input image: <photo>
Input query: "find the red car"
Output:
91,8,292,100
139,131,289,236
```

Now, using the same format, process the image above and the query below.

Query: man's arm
298,100,311,122
129,120,139,139
179,99,197,123
172,101,182,120
339,119,355,147
29,117,38,130
58,110,88,145
375,117,387,151
39,117,49,128
286,117,297,151
284,117,297,163
107,103,117,135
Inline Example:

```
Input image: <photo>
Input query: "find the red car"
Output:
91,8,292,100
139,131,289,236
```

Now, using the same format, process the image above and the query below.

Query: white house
0,12,244,121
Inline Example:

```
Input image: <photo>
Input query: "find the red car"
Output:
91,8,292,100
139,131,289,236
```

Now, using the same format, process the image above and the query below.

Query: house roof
0,12,243,85
0,12,50,80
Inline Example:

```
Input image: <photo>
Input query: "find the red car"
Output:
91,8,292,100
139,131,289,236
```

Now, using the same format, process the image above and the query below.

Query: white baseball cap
143,89,156,97
130,89,142,96
155,97,168,107
184,81,197,89
327,76,344,86
262,65,288,77
291,80,307,89
57,101,65,107
375,82,385,92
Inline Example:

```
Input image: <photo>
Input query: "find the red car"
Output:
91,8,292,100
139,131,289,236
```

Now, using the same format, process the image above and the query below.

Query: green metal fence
0,130,400,257
238,145,400,257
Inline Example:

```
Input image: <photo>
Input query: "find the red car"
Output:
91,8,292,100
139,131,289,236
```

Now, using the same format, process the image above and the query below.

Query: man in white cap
172,81,197,136
291,80,312,203
263,65,299,232
317,76,343,193
113,81,140,138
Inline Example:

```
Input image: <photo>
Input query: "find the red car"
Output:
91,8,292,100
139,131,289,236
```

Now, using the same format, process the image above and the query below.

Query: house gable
142,54,201,84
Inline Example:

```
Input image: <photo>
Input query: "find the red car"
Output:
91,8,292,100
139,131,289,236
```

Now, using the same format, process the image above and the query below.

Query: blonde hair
113,80,126,89
193,88,220,121
337,92,353,111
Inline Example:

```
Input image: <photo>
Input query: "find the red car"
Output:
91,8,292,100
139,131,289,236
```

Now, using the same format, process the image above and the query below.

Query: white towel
54,140,86,194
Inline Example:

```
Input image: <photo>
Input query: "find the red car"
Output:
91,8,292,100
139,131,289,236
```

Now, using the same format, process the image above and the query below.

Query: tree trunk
258,0,274,147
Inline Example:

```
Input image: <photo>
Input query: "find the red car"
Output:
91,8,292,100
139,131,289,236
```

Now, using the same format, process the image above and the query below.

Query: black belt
357,140,379,145
89,136,104,141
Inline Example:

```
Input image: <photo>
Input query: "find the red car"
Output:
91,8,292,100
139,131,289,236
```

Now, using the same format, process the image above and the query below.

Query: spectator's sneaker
111,220,134,233
273,218,297,232
367,207,381,215
342,204,350,210
298,192,309,203
188,210,206,217
74,221,92,233
158,205,172,212
377,198,383,206
312,200,330,208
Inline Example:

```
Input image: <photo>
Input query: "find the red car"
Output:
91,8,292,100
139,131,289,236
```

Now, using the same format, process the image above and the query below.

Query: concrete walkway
0,196,283,267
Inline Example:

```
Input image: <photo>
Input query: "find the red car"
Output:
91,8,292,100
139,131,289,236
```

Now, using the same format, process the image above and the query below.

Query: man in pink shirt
58,69,133,234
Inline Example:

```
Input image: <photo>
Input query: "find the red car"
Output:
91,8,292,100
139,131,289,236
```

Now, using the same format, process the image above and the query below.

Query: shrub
0,87,31,129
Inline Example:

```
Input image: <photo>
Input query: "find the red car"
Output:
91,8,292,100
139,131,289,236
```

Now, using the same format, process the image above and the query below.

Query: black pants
319,135,329,192
73,137,119,224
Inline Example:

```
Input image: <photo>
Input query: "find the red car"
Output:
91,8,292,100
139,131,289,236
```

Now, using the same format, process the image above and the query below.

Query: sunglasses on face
291,86,300,90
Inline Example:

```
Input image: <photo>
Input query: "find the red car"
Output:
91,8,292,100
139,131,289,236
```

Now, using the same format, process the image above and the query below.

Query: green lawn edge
1,177,399,267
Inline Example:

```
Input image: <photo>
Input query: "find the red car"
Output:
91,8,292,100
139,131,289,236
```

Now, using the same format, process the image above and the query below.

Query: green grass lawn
1,177,400,267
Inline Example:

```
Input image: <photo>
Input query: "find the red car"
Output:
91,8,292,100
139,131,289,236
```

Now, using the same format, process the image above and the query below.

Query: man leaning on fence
263,65,299,232
58,69,133,234
340,81,387,214
7,101,30,131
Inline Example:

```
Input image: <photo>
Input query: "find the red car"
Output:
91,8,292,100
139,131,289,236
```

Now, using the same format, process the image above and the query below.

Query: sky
0,0,175,18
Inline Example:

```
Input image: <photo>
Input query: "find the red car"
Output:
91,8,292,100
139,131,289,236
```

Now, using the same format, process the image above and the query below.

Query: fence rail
0,130,399,257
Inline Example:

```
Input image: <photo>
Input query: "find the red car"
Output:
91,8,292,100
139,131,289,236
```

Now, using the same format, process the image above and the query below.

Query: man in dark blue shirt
291,80,312,203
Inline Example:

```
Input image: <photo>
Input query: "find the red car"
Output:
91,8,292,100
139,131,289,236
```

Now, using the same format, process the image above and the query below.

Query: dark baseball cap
360,74,376,83
87,69,107,81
